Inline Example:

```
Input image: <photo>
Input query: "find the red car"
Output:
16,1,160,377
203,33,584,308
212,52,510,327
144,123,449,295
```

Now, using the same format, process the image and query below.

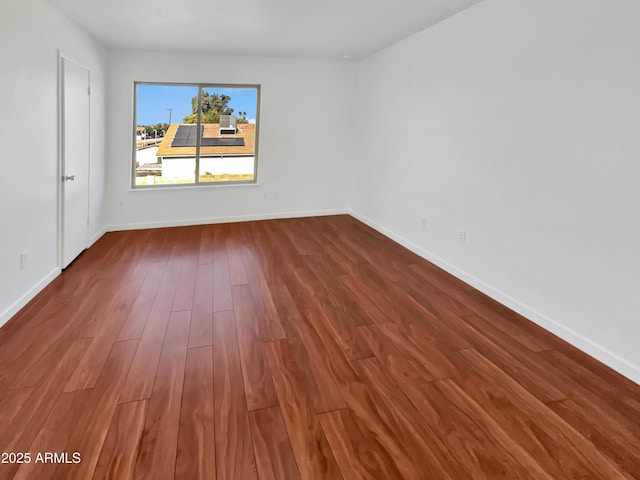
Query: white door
61,57,90,268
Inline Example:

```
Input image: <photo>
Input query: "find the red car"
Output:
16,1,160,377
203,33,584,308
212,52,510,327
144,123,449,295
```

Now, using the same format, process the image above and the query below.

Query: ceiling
46,0,483,59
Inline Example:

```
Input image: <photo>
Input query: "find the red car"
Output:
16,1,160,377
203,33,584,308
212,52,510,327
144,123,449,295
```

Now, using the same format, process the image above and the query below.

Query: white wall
0,0,108,325
352,0,640,382
106,50,356,229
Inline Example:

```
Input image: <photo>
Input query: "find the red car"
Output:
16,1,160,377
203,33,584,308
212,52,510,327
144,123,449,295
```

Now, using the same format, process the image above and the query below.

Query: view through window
133,83,259,187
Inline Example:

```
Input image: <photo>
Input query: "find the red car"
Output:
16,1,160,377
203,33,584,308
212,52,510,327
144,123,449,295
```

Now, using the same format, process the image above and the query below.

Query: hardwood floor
0,215,639,479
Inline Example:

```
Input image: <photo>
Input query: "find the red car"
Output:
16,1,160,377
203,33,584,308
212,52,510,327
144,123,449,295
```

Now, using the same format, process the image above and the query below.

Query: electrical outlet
263,193,269,200
272,192,279,200
20,250,29,269
457,230,467,245
421,217,427,229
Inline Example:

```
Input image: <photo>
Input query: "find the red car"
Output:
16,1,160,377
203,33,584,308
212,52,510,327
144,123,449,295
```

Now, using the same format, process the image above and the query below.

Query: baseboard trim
0,268,61,329
349,210,640,385
107,208,349,232
89,227,107,247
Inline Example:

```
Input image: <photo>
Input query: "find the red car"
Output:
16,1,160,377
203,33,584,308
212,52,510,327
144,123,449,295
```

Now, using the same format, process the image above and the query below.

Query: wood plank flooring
0,215,639,479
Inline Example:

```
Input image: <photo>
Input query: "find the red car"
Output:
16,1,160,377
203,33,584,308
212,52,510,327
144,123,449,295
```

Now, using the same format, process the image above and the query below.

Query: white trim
107,208,349,232
348,209,640,385
89,228,107,247
0,268,61,329
56,50,63,269
127,182,260,193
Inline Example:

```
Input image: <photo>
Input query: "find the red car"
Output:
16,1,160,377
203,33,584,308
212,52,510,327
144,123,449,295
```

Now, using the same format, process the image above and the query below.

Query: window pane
198,87,258,183
135,84,199,186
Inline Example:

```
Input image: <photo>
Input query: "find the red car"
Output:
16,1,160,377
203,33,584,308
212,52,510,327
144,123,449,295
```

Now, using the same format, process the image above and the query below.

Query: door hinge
87,86,91,95
87,217,90,227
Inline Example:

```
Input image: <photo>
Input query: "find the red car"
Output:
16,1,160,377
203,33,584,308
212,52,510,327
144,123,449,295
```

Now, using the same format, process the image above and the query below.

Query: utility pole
167,108,173,125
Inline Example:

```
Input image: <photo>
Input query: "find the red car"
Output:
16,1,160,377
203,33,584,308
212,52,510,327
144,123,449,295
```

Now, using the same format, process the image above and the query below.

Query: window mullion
195,85,203,184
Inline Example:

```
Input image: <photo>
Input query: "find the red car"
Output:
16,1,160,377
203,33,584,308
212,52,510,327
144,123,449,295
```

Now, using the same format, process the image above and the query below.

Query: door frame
57,50,91,269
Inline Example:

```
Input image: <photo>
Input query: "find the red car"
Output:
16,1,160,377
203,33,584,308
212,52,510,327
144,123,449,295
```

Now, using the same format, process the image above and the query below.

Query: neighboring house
136,126,147,141
153,122,256,181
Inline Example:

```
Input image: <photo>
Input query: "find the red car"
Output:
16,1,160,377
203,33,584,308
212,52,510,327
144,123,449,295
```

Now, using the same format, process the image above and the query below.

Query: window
133,83,260,188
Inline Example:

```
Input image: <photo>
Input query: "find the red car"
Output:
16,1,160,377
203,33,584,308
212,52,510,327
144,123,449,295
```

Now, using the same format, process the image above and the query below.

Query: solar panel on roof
174,127,188,137
171,125,202,147
171,125,245,148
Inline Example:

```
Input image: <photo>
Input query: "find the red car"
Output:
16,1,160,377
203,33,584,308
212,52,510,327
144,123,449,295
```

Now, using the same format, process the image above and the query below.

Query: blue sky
136,84,258,125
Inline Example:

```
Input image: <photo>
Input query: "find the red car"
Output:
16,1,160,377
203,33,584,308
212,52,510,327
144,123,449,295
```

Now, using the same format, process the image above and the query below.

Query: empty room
1,0,639,478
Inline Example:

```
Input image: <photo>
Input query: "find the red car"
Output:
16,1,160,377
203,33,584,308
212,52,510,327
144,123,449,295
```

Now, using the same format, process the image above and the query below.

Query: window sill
128,182,260,193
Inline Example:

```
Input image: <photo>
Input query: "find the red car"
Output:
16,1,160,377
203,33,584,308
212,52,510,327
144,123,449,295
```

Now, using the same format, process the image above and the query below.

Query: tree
143,123,169,137
237,111,248,124
183,92,234,124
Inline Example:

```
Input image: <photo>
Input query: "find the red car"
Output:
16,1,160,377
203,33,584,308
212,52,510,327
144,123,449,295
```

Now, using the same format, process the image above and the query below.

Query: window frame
131,81,261,189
